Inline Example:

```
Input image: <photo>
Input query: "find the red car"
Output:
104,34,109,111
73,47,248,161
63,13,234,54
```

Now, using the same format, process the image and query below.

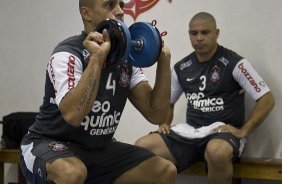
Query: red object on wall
124,0,160,21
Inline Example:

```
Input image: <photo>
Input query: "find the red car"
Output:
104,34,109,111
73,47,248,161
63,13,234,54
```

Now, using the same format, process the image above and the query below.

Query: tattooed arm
59,30,111,127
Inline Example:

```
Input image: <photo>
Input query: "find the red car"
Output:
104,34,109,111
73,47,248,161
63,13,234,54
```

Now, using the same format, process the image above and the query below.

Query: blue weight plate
95,19,131,65
128,22,162,67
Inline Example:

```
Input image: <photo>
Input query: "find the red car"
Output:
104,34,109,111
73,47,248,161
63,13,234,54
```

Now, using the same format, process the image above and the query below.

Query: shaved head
79,0,95,9
188,12,219,61
189,12,217,29
79,0,96,24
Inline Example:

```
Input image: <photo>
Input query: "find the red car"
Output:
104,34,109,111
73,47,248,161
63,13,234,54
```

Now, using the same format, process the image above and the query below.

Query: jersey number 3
199,75,206,91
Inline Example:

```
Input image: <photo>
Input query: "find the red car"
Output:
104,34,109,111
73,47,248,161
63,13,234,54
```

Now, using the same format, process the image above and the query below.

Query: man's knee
153,156,177,183
161,158,177,179
205,141,233,167
135,136,148,147
47,158,87,184
114,156,176,184
61,165,87,184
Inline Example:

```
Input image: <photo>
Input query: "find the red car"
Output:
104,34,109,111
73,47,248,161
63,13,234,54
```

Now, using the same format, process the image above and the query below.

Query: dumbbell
95,19,162,67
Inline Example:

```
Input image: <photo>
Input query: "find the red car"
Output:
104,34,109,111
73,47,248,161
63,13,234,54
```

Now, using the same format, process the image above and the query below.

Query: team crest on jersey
48,142,68,152
210,65,221,83
119,64,130,87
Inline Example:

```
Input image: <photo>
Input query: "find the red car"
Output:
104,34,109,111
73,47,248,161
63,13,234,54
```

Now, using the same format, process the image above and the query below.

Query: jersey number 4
106,73,116,96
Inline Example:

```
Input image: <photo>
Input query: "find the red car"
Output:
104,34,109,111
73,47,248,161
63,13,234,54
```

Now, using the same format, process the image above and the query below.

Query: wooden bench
180,157,282,184
0,149,26,184
1,149,282,184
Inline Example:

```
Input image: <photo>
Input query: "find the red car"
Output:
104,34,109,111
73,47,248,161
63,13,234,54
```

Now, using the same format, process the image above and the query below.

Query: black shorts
19,133,154,184
158,130,244,172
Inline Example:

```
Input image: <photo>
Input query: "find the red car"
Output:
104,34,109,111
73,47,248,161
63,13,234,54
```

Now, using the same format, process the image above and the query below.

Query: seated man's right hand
158,123,171,134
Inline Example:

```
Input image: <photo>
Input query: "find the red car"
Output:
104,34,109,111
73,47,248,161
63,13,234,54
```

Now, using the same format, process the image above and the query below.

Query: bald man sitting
135,12,275,184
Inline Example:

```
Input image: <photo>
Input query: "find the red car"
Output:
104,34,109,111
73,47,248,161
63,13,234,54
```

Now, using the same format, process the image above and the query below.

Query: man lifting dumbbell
19,0,176,184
